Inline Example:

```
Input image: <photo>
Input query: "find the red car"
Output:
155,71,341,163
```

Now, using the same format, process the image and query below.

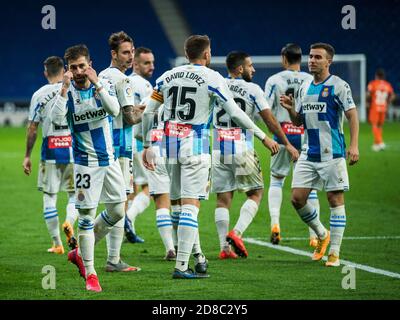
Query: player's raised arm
85,67,120,117
279,94,303,126
51,72,71,126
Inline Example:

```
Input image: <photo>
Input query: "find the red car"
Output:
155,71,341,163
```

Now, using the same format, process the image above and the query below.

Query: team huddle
23,32,359,292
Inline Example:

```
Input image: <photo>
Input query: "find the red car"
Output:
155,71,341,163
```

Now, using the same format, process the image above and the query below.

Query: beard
74,75,87,85
242,72,252,82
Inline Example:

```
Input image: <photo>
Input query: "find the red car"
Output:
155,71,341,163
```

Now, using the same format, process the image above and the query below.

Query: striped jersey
296,74,356,162
128,72,153,154
265,70,312,149
213,77,270,155
29,83,73,164
63,79,117,167
98,67,135,159
150,64,234,157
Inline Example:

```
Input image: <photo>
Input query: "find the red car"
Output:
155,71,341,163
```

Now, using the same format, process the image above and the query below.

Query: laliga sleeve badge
78,190,85,202
126,86,133,97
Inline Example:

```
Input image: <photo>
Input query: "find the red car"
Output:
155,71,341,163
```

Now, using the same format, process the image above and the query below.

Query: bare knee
246,188,264,205
291,193,307,209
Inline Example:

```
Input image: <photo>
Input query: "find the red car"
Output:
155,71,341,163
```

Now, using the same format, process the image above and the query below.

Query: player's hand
347,145,359,166
22,157,32,176
142,147,156,171
62,71,73,89
280,95,294,111
262,137,280,155
285,143,299,161
134,105,146,113
84,66,99,85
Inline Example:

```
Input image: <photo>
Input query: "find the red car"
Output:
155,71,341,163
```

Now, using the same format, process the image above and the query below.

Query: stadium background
0,0,400,301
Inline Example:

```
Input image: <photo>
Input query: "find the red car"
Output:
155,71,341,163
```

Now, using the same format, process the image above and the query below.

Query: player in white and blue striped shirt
264,43,320,247
98,32,144,272
23,56,78,254
280,43,359,267
51,44,131,292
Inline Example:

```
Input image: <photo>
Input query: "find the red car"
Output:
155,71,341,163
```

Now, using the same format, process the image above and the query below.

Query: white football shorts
211,150,264,193
291,157,349,192
37,162,74,194
74,160,127,209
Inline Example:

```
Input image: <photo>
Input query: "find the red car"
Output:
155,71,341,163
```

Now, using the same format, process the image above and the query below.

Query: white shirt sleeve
336,80,356,111
264,77,276,108
251,84,270,113
28,91,41,122
115,77,135,108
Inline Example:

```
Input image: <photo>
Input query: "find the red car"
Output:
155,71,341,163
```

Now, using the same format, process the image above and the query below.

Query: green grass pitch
0,122,399,300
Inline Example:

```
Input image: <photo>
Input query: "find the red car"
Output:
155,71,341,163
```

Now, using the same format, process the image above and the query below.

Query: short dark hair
310,42,335,59
134,47,152,60
108,31,134,52
375,68,386,79
281,43,302,64
226,51,250,72
184,35,210,60
43,56,64,77
64,44,90,64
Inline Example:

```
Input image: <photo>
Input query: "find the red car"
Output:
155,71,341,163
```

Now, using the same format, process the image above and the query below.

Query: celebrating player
212,51,298,259
124,47,155,243
264,43,320,247
51,44,135,292
280,43,359,267
367,68,395,151
23,56,78,254
142,35,279,279
98,31,144,272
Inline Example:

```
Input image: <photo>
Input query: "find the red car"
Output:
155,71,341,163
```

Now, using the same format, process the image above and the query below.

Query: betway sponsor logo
302,102,327,113
73,108,107,123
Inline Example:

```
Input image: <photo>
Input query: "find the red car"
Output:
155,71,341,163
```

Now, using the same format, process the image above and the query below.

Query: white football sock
126,191,150,233
234,199,258,235
268,176,285,227
156,208,175,251
65,192,79,226
192,229,202,255
307,190,320,238
106,217,124,264
215,207,230,251
43,193,62,246
170,204,181,247
175,204,199,272
329,205,346,256
77,208,96,276
296,203,327,239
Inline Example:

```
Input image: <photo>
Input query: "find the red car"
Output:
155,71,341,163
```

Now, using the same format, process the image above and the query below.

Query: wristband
94,82,103,90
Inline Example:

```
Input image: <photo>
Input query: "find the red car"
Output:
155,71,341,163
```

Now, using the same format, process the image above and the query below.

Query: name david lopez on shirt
73,108,107,123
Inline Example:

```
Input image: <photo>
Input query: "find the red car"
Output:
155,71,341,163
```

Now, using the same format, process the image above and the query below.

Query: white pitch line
251,235,400,241
244,237,400,279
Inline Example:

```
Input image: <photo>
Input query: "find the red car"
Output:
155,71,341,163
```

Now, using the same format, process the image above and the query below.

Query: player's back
265,70,312,123
368,79,393,111
154,64,230,157
213,77,265,129
30,83,73,164
156,64,226,126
